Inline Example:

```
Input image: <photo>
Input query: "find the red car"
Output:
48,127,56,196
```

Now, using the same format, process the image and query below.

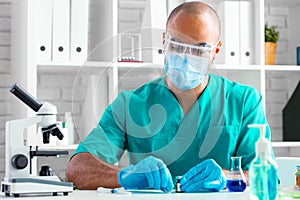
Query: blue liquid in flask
226,179,246,192
227,156,247,192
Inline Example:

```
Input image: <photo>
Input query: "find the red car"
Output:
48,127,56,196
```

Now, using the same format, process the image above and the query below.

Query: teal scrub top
74,74,271,177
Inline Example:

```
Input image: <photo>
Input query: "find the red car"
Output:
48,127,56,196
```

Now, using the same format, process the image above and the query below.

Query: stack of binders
216,1,255,65
35,0,89,63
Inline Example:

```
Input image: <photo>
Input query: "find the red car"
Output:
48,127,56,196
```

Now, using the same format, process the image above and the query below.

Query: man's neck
166,77,209,115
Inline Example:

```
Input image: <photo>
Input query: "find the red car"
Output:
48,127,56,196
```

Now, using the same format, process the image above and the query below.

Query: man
66,1,271,192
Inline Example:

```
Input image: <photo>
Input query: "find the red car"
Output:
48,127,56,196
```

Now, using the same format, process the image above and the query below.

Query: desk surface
0,190,250,200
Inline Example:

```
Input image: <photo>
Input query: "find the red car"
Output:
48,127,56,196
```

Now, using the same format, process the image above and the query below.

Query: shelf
265,0,300,7
37,61,300,76
37,61,163,73
37,61,108,73
37,61,163,67
36,57,300,71
272,142,300,148
37,61,300,74
213,64,263,70
37,61,89,67
214,64,300,71
39,144,78,150
263,65,300,71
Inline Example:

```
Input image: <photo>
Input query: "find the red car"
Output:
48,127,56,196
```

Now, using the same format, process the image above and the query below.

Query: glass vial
226,156,247,192
175,176,183,193
295,165,300,186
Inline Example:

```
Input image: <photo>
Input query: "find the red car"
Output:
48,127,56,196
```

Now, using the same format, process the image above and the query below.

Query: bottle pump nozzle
248,124,270,154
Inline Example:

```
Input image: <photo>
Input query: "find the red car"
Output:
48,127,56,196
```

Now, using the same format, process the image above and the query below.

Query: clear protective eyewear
164,33,218,58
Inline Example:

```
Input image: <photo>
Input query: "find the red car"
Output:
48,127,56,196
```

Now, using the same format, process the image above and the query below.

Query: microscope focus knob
11,154,28,169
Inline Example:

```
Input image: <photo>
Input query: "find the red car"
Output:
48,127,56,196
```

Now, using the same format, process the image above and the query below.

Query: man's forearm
66,152,121,190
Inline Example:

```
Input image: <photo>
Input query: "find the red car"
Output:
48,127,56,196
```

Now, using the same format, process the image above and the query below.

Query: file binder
141,0,166,63
35,0,52,62
52,0,70,62
70,0,89,63
218,1,240,65
240,1,254,64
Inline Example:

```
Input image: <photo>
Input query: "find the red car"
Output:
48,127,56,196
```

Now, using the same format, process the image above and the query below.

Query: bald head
166,1,220,43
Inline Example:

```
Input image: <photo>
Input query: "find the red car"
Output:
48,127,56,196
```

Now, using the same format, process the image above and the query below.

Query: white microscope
1,83,73,197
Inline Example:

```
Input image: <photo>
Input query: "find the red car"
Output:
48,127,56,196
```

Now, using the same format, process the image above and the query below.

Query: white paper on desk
240,1,254,64
70,0,89,63
35,0,52,62
217,1,240,65
52,0,70,62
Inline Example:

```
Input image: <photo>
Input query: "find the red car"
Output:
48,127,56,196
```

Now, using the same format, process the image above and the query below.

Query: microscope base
1,176,73,197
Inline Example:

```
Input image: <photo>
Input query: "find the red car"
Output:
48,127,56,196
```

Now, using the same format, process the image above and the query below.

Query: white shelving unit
10,0,300,152
272,142,300,148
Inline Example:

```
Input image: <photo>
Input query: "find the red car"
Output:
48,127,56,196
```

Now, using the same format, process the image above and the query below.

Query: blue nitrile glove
118,156,174,192
180,159,226,192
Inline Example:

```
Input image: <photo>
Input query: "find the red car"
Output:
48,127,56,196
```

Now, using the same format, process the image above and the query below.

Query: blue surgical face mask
164,52,210,90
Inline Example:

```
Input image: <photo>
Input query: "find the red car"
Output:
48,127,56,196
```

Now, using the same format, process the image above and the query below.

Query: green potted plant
265,24,279,65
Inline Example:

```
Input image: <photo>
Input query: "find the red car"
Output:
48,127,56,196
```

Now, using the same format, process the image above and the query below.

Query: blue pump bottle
248,124,278,200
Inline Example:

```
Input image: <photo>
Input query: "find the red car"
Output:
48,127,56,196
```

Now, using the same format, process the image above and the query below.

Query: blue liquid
226,180,246,192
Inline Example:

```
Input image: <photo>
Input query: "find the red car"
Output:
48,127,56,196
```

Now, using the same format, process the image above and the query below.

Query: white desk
0,190,250,200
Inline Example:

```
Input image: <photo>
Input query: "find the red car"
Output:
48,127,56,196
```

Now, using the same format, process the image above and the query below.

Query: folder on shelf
141,0,166,63
240,1,254,64
35,0,52,62
52,0,70,62
70,0,89,63
217,1,240,65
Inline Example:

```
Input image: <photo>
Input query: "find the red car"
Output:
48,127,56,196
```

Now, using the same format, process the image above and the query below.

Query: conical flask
226,156,247,192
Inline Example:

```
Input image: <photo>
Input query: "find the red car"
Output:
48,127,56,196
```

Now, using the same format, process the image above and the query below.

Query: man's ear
162,32,166,44
213,40,222,60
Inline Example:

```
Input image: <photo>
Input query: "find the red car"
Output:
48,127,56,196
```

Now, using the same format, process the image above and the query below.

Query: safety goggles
164,34,218,58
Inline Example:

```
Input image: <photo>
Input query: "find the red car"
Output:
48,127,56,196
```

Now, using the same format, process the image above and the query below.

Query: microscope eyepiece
10,83,43,112
41,124,64,144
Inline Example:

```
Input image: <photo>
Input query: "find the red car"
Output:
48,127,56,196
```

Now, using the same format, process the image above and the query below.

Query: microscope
1,83,73,197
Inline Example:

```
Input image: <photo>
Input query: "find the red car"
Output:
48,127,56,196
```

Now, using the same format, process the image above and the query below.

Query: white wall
265,5,289,65
0,0,11,179
265,3,300,157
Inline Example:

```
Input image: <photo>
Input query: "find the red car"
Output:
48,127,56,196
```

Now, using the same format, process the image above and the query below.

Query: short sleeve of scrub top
74,93,128,165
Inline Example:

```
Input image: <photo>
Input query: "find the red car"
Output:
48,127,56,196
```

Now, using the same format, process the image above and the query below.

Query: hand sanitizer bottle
248,124,278,200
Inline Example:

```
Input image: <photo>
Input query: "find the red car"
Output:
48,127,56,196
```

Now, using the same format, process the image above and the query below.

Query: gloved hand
118,156,174,192
180,159,226,192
